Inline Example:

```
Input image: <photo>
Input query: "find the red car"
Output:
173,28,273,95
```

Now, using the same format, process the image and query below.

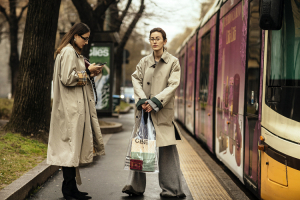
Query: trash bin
112,95,121,113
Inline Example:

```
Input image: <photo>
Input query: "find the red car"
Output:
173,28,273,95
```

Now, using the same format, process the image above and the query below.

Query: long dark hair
54,22,90,58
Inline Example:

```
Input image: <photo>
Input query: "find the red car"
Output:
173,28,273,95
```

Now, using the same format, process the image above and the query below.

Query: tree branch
119,0,132,22
94,0,116,30
113,0,132,32
71,0,94,28
119,0,145,50
17,3,28,22
0,4,9,21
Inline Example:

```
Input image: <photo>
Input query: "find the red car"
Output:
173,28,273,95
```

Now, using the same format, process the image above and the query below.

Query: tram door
178,47,187,125
185,35,197,134
215,0,248,182
195,15,217,153
243,0,261,196
174,54,180,119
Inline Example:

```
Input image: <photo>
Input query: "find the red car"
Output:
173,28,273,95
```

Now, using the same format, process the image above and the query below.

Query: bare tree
5,0,61,138
114,0,145,94
0,0,28,96
71,0,145,95
167,27,194,55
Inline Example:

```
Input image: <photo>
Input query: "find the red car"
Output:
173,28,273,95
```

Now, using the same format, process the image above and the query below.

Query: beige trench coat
132,50,183,147
47,44,105,167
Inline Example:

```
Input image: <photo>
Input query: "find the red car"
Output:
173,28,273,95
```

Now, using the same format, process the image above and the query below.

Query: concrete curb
0,160,59,200
100,122,122,134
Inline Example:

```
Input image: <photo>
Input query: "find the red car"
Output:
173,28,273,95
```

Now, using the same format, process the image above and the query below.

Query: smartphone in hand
97,62,107,66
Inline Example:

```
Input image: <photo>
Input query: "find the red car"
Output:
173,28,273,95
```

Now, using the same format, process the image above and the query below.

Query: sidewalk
29,110,193,200
27,110,254,200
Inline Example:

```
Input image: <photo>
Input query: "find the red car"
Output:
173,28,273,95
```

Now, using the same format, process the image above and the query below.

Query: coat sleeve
59,47,87,87
132,59,147,110
150,58,180,109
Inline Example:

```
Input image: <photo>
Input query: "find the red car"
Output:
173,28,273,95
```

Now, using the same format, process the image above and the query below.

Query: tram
174,0,300,199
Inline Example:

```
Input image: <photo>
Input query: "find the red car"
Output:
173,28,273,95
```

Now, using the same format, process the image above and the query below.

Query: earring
74,38,76,42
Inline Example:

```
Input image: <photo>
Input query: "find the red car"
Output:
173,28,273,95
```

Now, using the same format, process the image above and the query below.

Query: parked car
121,87,134,103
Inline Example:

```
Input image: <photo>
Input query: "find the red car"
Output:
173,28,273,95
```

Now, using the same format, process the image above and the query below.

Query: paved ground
29,110,192,200
28,110,257,200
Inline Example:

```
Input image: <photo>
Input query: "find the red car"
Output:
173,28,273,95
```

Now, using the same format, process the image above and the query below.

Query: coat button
139,98,141,100
161,100,163,102
147,82,150,85
153,66,155,68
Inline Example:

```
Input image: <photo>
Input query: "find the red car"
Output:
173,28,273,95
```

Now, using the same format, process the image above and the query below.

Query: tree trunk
114,47,123,95
5,0,61,136
7,0,20,97
9,16,19,97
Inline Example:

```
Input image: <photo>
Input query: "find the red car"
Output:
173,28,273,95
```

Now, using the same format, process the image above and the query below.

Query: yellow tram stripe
177,137,232,200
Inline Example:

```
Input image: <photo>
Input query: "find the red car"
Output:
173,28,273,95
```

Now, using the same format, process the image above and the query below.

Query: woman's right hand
88,63,102,75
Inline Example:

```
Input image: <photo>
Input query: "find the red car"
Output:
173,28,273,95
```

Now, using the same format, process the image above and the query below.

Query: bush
0,98,14,120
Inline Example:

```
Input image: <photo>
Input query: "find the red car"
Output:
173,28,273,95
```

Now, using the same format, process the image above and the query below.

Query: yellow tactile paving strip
177,137,232,200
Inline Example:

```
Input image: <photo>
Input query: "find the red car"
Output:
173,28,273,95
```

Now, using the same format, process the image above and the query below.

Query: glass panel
246,0,261,184
266,0,300,122
246,0,261,116
268,0,300,86
200,33,210,135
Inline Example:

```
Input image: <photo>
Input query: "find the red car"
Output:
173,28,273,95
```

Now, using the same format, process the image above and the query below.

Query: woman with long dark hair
47,22,105,200
122,27,186,198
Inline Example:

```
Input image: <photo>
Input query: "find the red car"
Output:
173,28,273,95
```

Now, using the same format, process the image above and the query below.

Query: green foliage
0,133,47,189
0,98,14,120
114,100,131,113
120,100,131,111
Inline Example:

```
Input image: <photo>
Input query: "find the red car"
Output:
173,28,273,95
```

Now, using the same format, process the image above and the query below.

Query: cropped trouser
125,145,185,196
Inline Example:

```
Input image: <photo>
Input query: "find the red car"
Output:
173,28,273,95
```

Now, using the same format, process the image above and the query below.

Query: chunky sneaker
122,185,144,196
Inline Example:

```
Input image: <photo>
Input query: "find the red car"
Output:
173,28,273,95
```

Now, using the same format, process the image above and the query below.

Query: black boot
62,167,91,200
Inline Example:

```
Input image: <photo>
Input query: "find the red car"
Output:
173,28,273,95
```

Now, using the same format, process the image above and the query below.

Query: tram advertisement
215,0,248,182
89,45,111,110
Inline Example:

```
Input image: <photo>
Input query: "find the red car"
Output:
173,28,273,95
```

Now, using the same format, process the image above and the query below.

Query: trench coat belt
75,167,82,185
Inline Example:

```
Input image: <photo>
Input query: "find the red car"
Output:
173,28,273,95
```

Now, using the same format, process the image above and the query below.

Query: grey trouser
125,145,185,196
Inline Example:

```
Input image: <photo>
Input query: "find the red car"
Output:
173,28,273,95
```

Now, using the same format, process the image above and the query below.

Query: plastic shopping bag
124,110,159,173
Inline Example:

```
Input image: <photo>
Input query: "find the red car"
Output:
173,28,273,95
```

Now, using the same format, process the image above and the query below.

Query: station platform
29,110,253,200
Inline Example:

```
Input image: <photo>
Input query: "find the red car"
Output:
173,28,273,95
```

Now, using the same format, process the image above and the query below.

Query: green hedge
0,99,13,120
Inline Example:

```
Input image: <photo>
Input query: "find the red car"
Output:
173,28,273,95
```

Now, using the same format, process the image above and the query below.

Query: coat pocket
158,108,173,126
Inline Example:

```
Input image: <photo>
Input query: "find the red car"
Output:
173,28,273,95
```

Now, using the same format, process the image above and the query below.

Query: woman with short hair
122,27,186,198
47,22,105,200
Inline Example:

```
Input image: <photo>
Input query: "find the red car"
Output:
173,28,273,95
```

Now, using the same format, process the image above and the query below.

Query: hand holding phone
96,62,107,66
88,63,102,75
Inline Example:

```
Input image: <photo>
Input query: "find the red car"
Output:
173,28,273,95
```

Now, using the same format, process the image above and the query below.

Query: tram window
246,0,261,116
266,0,300,122
200,32,210,105
267,0,300,86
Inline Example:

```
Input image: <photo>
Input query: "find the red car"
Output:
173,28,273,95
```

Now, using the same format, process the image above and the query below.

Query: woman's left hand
143,102,153,112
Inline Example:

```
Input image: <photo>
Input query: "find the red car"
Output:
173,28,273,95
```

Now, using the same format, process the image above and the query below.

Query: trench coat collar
149,50,170,67
66,43,83,58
